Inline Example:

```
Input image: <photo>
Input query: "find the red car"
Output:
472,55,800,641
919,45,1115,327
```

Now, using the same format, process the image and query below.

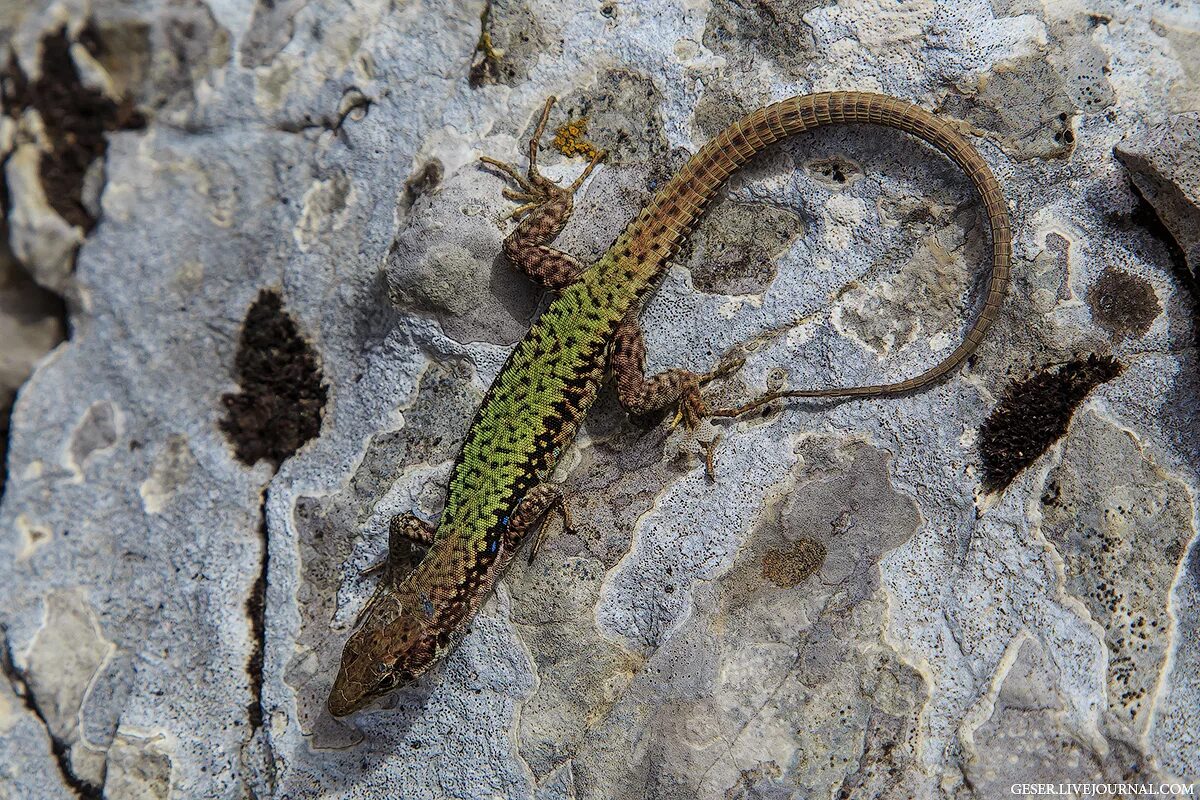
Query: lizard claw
701,434,721,481
481,97,605,220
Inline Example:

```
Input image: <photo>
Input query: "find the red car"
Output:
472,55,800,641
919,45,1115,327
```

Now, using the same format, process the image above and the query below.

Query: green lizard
327,91,1012,716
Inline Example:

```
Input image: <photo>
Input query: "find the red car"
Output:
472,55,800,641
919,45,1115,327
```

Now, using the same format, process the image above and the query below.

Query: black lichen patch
1086,267,1161,341
805,156,862,188
0,25,145,231
245,507,269,737
220,290,327,468
980,355,1124,493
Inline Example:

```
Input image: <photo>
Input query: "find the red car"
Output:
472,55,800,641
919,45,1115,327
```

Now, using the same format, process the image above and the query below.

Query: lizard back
438,255,639,548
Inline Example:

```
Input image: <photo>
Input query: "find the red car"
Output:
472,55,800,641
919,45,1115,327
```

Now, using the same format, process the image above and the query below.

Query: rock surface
0,0,1197,798
1114,113,1200,283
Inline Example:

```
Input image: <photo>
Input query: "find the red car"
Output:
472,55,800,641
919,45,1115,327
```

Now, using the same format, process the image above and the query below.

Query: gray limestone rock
1114,113,1200,280
0,0,1197,798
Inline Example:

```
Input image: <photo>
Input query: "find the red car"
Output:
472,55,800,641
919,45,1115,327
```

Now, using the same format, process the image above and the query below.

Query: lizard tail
621,91,1012,404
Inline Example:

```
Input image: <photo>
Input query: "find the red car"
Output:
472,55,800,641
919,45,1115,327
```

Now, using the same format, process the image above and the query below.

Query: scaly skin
327,91,1012,716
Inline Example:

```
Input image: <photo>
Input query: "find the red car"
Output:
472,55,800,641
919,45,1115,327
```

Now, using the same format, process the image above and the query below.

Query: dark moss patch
220,290,327,467
0,26,145,231
1086,267,1161,341
980,355,1124,493
399,158,444,213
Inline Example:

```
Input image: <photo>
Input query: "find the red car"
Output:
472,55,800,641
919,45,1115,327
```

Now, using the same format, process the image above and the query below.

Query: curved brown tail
620,91,1012,411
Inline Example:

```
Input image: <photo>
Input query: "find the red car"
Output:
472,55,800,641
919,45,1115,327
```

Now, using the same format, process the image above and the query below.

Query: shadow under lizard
327,91,1012,717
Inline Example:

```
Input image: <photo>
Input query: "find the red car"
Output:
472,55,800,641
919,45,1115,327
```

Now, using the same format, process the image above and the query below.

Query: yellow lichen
552,117,601,160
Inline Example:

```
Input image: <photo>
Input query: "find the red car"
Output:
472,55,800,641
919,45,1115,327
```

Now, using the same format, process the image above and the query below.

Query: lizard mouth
326,662,377,717
327,664,420,717
326,686,364,718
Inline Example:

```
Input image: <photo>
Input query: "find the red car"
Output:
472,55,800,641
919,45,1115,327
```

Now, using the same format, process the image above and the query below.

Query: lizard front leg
361,511,438,582
480,96,605,290
503,483,576,563
389,511,436,549
352,512,437,626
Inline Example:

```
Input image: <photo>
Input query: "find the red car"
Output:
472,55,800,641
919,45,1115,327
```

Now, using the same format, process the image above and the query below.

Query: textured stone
1114,113,1200,279
0,246,64,495
0,0,1196,798
1041,411,1192,738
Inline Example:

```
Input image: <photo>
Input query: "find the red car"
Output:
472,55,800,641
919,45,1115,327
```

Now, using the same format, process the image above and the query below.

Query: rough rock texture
0,0,1197,798
1114,113,1200,284
0,242,64,497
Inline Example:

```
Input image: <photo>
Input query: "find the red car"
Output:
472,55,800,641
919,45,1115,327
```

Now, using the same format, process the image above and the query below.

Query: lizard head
326,589,447,717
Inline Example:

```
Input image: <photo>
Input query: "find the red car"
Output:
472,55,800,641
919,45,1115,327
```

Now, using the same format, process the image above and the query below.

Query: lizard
326,91,1012,717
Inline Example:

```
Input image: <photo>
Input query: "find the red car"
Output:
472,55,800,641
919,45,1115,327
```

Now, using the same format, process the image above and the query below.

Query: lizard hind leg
389,511,437,550
610,310,746,478
479,97,607,290
610,311,744,427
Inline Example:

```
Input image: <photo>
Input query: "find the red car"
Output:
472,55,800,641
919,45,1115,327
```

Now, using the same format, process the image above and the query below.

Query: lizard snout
326,598,438,717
